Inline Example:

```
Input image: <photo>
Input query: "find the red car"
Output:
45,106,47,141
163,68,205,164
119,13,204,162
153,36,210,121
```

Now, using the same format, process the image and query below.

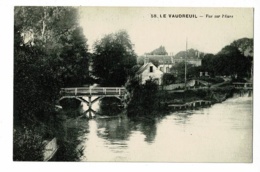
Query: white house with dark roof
139,54,201,74
136,60,163,85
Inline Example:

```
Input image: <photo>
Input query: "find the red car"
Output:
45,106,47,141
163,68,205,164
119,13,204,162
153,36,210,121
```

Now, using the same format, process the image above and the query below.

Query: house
171,56,202,66
138,54,202,74
140,55,174,73
136,60,163,85
200,71,209,77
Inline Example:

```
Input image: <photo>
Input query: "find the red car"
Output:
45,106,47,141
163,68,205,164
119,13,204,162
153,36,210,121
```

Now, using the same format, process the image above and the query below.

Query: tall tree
147,46,168,55
231,38,253,57
214,45,251,78
170,62,194,82
14,6,90,126
92,30,137,86
201,53,215,76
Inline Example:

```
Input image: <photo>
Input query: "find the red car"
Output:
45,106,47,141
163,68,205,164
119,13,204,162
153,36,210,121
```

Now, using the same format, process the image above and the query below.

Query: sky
79,7,253,56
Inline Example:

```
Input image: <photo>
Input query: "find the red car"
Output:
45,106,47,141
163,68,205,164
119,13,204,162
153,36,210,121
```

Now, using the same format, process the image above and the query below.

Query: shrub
13,127,44,161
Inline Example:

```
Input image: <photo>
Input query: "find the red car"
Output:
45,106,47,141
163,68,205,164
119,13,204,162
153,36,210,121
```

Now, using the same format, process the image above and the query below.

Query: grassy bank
158,86,235,107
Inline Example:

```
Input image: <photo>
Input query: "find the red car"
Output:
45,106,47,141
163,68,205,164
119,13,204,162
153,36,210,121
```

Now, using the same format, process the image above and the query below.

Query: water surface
68,96,253,162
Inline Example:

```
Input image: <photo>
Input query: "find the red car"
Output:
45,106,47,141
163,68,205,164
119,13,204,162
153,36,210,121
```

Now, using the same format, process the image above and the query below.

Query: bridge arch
59,87,127,118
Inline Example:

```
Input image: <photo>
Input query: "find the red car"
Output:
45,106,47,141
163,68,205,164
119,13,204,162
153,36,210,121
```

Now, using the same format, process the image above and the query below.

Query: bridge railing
232,82,253,89
60,87,127,96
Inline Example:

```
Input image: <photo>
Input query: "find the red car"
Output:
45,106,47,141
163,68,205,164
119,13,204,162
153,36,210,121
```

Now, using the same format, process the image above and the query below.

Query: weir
59,87,127,118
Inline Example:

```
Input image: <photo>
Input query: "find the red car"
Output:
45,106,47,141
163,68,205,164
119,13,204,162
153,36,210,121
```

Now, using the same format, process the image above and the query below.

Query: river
59,95,252,162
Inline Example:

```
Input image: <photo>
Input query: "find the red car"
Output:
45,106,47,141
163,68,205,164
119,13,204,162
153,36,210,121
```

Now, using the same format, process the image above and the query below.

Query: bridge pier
88,96,93,118
59,87,127,119
248,90,252,97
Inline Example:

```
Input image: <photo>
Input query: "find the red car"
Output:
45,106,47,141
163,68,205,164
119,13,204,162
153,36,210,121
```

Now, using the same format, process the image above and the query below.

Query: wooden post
88,96,92,118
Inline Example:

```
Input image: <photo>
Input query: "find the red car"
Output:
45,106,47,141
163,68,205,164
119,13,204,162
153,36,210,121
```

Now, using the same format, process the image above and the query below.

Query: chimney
144,55,149,64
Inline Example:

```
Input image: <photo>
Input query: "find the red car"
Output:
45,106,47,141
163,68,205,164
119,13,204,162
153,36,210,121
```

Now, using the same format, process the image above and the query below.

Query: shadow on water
98,97,123,116
95,116,158,144
129,118,157,143
96,116,131,141
53,110,89,161
171,111,194,125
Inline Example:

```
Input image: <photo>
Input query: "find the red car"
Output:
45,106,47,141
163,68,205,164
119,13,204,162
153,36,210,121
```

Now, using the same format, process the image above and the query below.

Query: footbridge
59,87,127,118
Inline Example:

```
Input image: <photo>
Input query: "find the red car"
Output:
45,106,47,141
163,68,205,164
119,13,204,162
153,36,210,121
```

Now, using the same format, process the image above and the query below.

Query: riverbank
158,86,236,112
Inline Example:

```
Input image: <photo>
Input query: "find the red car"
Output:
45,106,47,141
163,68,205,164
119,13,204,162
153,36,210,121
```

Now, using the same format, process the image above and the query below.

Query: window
150,66,153,72
160,67,163,71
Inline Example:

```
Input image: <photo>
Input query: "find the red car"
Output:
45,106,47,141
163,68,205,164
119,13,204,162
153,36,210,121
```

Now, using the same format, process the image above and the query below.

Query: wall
140,63,163,85
163,83,185,90
158,64,173,73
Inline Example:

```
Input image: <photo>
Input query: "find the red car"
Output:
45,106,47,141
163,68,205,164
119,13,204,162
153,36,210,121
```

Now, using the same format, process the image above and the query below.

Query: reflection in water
96,117,130,141
54,117,89,161
130,119,157,143
60,95,252,162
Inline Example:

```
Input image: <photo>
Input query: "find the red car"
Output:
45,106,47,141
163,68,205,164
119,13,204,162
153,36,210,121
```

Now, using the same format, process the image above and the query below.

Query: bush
127,78,160,117
162,73,176,85
13,127,44,161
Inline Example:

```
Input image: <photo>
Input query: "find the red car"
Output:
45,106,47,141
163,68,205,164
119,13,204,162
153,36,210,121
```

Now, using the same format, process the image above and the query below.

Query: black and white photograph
1,1,260,171
12,6,254,162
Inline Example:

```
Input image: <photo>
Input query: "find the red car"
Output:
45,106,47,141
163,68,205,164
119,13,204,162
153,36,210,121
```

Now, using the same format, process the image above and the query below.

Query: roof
136,62,150,74
139,55,173,64
136,62,162,75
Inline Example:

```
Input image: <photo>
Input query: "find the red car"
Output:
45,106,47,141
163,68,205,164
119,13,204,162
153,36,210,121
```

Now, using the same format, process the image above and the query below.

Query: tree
231,38,253,57
162,73,176,85
14,6,90,130
201,53,215,75
214,45,251,78
127,78,159,117
147,46,168,55
174,48,203,59
92,30,137,86
170,62,194,82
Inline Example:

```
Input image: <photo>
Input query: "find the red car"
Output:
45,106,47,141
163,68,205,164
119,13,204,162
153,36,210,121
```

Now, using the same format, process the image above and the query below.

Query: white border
0,1,259,172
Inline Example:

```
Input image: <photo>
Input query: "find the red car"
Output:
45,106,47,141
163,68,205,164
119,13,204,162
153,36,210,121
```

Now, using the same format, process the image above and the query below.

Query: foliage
127,78,160,117
214,46,251,78
54,125,85,161
92,30,137,86
230,38,253,57
170,61,195,82
201,53,215,76
14,7,91,160
146,45,168,55
174,48,204,59
200,44,252,79
14,6,90,125
162,73,176,85
13,127,44,161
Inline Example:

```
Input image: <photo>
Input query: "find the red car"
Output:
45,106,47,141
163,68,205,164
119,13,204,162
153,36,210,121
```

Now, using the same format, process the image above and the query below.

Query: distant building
139,54,202,74
200,71,209,77
136,60,163,85
171,56,202,66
